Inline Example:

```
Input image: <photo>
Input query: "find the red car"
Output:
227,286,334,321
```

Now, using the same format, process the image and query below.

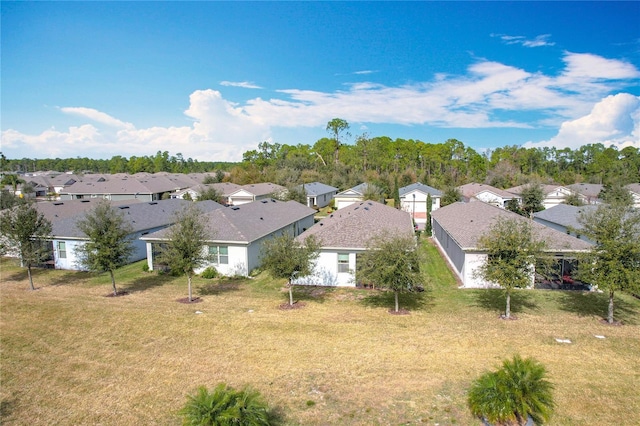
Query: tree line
3,119,640,195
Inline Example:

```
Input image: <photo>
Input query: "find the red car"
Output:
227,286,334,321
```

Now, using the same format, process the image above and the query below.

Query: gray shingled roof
144,199,315,244
49,199,223,239
399,182,442,197
568,183,603,198
533,204,597,230
431,201,592,252
296,201,414,249
296,182,338,196
505,184,569,196
625,183,640,195
229,183,287,197
458,183,518,200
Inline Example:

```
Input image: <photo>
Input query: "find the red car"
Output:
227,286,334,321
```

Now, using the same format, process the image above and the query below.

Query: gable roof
335,182,380,197
533,204,597,230
296,182,338,196
144,199,315,244
229,182,286,197
431,201,592,252
296,200,414,249
505,184,571,196
457,183,519,200
49,199,223,239
567,183,603,199
399,182,442,197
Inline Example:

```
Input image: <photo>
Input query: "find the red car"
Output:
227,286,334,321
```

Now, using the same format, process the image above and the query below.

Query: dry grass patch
1,256,639,425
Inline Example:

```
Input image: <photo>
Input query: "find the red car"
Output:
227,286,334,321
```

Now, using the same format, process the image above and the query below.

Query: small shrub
179,383,273,426
142,263,149,272
200,267,219,279
467,355,554,425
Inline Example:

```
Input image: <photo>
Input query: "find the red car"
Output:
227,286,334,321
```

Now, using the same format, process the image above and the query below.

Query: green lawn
1,241,639,425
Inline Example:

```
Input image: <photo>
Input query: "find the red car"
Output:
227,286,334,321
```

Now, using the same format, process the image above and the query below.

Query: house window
209,245,229,264
57,241,67,259
337,253,349,273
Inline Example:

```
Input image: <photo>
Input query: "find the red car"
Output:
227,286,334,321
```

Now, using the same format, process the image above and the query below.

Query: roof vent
261,200,268,203
148,202,158,205
53,202,63,206
119,206,130,210
80,200,90,203
364,207,369,211
231,206,240,210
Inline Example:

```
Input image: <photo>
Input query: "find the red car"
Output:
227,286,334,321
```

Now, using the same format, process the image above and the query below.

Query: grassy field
1,241,639,425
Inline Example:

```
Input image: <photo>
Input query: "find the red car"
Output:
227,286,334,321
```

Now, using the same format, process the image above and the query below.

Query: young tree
261,233,320,306
468,355,555,425
440,186,463,207
159,204,211,302
196,187,223,203
598,183,633,206
576,202,640,324
358,234,425,313
1,174,25,195
475,217,547,319
76,201,134,296
0,202,52,290
520,183,545,217
563,191,584,206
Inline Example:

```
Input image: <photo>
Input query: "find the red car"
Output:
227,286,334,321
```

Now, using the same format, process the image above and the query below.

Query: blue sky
2,1,639,162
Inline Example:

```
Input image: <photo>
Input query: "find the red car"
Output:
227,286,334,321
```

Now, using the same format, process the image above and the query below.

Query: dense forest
2,130,640,196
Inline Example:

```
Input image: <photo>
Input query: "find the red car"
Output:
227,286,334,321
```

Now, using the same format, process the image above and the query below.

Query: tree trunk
109,270,117,296
188,273,193,302
27,265,35,290
394,291,399,312
289,280,294,306
505,291,511,319
608,290,615,324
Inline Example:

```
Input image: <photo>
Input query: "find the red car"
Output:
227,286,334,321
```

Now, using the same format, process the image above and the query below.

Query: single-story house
431,201,592,288
296,182,339,208
58,174,189,202
533,204,597,244
227,183,287,206
172,182,242,204
399,182,442,227
43,199,223,270
458,183,521,209
567,183,603,205
142,199,316,277
295,201,415,287
505,184,584,210
333,183,384,210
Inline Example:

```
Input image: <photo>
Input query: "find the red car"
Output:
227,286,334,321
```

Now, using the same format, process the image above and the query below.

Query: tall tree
326,118,350,165
475,217,547,319
576,202,640,324
260,233,320,306
159,204,212,302
0,201,52,290
358,234,425,313
76,201,134,296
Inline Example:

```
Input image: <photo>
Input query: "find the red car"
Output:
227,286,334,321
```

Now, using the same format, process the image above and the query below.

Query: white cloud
492,33,555,48
219,81,262,89
2,52,638,161
60,107,135,130
523,93,640,150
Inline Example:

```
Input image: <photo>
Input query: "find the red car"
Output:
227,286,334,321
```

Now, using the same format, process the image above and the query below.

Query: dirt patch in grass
388,308,410,315
105,290,129,298
279,301,306,310
176,296,202,304
600,318,623,326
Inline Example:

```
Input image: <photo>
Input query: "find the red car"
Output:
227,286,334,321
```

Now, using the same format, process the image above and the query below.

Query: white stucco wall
295,250,358,287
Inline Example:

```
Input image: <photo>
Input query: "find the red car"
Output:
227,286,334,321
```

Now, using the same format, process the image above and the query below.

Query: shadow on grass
289,285,337,304
473,289,539,315
124,273,175,293
198,278,244,296
360,289,435,312
47,271,95,287
557,291,639,325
